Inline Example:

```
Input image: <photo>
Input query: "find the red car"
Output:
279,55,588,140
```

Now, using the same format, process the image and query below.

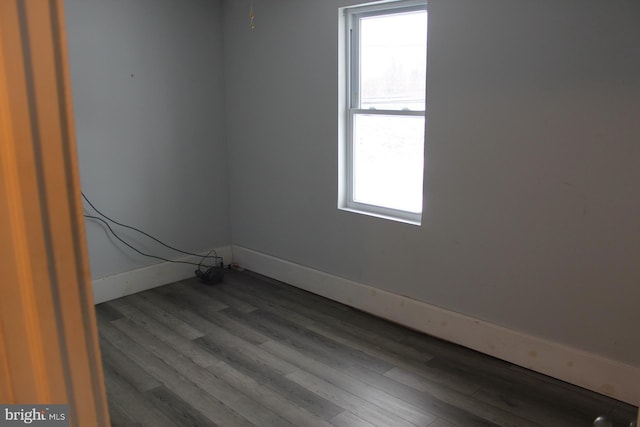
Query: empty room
1,0,639,426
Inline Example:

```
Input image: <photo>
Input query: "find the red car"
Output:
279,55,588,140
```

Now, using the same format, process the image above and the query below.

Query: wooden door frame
0,1,109,425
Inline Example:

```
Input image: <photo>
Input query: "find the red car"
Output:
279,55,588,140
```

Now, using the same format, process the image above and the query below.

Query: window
339,0,427,224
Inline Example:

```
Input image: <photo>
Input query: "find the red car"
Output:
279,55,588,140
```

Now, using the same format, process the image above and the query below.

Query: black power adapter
195,261,225,284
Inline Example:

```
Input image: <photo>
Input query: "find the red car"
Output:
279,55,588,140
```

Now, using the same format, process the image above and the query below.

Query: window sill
338,206,421,226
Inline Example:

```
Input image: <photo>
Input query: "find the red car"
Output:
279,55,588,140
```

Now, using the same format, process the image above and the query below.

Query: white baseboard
232,245,640,405
92,246,232,304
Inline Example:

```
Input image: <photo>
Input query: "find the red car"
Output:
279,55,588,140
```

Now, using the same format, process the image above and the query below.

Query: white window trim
338,0,427,226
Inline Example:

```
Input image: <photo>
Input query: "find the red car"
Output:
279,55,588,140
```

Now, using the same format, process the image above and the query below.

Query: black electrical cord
81,192,222,261
84,215,216,268
194,246,225,283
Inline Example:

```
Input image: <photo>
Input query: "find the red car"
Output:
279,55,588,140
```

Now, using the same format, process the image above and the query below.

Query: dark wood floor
95,270,637,427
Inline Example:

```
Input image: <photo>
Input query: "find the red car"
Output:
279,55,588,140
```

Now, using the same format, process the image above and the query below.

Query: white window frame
338,0,427,225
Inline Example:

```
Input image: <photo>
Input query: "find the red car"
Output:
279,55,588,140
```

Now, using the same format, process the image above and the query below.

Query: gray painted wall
65,0,230,279
224,0,640,365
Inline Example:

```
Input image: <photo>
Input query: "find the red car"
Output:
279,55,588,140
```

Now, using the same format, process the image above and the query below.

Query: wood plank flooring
95,270,637,427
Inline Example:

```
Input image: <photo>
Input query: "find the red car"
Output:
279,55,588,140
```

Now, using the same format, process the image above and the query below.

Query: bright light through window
360,12,427,111
340,1,427,224
353,114,425,212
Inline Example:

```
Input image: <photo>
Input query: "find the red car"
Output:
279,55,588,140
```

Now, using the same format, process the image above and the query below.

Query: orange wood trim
0,1,109,426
